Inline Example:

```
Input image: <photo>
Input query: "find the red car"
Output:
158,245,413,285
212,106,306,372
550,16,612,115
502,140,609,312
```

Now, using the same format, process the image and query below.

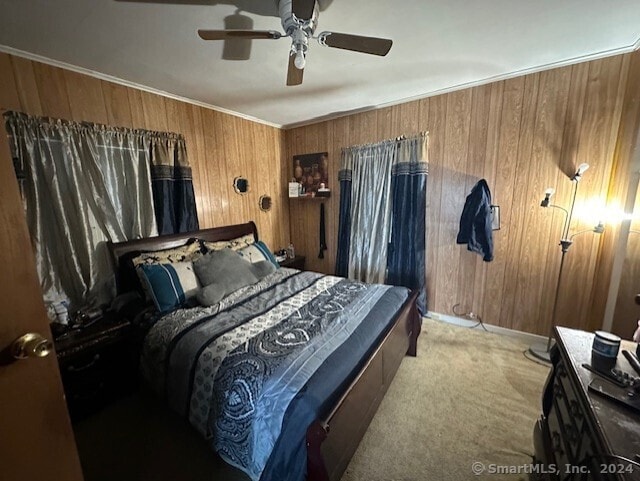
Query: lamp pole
535,239,571,360
527,164,604,363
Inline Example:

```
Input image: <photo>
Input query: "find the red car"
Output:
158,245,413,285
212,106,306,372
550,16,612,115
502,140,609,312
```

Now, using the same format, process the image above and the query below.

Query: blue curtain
150,133,199,235
335,153,353,277
386,136,428,314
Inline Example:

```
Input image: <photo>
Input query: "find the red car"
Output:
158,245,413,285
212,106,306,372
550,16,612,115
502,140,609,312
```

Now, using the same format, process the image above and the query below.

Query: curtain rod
341,131,428,152
7,136,148,152
394,131,429,141
3,110,184,140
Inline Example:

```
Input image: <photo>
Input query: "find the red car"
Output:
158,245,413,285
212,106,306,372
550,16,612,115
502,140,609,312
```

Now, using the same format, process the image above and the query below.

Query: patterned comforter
141,268,410,481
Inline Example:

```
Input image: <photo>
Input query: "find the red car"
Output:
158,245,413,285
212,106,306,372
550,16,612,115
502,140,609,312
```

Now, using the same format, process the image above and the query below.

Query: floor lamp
528,163,605,363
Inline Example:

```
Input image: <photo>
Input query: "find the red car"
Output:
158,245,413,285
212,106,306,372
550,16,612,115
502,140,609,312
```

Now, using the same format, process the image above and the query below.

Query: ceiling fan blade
286,55,304,86
316,0,333,11
319,32,393,56
292,0,316,20
198,30,282,41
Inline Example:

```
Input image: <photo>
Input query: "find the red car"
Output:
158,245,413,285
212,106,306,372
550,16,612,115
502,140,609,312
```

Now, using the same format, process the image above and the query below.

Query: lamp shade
541,188,555,207
571,163,590,181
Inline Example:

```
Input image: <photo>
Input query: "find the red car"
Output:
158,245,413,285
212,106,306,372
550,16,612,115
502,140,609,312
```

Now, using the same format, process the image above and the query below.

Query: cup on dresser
591,330,621,372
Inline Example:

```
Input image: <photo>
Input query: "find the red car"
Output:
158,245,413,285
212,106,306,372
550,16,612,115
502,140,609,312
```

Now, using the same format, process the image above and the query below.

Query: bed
108,221,421,481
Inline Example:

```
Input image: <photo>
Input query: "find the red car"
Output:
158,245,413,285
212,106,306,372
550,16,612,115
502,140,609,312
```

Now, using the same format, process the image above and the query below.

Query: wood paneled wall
613,191,640,336
285,54,634,336
0,52,290,252
2,49,637,337
590,51,640,337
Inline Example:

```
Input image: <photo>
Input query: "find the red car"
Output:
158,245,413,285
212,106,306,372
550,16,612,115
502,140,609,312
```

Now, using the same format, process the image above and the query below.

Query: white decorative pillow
132,241,203,266
237,241,279,267
137,261,200,313
202,234,255,252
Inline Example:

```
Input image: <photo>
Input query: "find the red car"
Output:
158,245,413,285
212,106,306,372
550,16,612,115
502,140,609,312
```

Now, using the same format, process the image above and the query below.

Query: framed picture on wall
491,205,501,231
293,152,329,193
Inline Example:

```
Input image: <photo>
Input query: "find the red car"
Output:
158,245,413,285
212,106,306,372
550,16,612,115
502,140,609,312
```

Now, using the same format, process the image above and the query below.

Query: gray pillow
251,260,276,280
197,283,227,306
193,249,258,305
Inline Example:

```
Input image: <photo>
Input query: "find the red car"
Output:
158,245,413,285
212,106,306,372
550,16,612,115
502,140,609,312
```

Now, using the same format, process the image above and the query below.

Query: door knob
11,333,53,359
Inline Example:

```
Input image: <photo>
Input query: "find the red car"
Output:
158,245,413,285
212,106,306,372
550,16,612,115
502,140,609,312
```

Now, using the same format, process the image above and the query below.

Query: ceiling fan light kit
197,0,393,86
290,27,309,70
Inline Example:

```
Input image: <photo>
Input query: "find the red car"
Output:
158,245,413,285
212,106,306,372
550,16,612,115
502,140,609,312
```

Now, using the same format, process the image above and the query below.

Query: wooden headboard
107,221,258,287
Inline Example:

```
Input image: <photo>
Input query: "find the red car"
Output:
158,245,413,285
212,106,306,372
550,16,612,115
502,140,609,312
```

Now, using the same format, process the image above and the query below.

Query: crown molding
0,44,283,129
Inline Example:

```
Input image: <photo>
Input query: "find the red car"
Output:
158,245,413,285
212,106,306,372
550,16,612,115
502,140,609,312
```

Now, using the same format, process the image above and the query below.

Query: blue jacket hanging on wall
456,179,494,262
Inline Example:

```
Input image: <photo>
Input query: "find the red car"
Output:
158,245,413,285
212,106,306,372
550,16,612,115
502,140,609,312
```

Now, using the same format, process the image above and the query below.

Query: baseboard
425,311,547,345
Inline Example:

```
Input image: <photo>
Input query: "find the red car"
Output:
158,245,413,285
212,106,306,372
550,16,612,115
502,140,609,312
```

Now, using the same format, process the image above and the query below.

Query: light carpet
340,318,550,481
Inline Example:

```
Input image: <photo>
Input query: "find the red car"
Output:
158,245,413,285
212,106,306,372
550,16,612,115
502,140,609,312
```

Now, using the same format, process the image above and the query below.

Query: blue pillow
137,261,200,313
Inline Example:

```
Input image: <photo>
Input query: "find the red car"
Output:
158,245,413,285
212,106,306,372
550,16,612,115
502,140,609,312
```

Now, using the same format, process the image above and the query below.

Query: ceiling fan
197,0,393,86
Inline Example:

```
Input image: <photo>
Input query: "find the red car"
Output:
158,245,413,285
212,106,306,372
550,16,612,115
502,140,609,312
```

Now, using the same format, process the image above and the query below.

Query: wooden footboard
306,290,421,481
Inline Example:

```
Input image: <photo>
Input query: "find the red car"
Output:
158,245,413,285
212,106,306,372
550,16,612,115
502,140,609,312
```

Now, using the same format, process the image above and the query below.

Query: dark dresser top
54,312,131,362
556,327,640,477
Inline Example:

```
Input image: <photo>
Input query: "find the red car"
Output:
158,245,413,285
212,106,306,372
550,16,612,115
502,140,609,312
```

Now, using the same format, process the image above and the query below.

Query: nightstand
279,255,306,270
54,311,141,421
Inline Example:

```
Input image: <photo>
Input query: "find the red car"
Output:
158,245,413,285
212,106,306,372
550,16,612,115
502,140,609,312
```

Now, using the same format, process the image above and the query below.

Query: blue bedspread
141,268,410,481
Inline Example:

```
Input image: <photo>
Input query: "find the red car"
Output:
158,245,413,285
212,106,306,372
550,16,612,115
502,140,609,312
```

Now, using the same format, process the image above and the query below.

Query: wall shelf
289,194,331,201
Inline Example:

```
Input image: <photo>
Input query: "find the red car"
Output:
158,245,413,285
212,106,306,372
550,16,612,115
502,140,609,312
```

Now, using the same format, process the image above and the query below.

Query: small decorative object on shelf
287,243,295,259
316,182,331,198
288,180,300,198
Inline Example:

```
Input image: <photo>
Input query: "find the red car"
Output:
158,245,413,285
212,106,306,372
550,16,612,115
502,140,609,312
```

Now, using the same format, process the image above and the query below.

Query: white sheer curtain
347,140,396,283
5,112,158,315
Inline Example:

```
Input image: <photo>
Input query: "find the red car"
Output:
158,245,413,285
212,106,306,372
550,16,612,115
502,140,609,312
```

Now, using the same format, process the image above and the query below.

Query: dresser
533,327,640,480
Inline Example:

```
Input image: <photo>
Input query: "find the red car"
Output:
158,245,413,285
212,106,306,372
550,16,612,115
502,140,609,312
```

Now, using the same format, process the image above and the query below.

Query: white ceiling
1,0,639,128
